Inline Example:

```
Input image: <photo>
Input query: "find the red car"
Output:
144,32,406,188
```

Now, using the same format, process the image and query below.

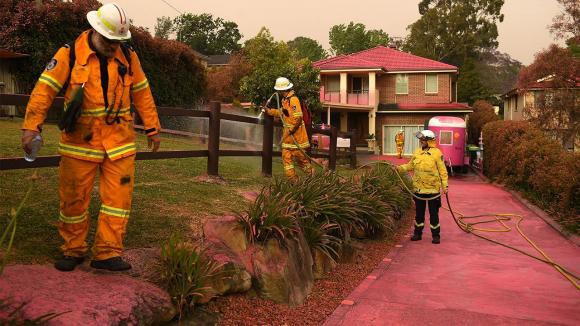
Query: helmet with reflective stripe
87,3,131,41
415,130,436,140
274,77,293,91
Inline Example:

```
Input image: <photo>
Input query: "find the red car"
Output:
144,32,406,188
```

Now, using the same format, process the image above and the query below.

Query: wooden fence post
207,101,221,176
262,115,274,177
329,126,337,170
350,129,357,169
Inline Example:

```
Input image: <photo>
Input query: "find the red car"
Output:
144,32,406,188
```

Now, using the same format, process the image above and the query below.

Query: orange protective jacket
266,91,310,149
22,30,160,162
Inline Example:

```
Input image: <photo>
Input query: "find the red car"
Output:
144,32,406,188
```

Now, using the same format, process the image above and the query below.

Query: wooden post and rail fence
0,94,358,175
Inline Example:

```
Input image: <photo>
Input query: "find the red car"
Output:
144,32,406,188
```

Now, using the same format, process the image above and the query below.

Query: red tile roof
314,46,457,72
378,103,471,112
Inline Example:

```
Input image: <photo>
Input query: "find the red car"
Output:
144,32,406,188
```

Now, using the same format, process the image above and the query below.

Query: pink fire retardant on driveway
324,173,580,326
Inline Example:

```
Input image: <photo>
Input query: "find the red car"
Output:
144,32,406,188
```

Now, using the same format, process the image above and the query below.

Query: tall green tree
404,0,505,66
239,28,320,112
173,13,241,55
154,16,173,40
457,59,490,104
329,22,390,55
287,36,327,62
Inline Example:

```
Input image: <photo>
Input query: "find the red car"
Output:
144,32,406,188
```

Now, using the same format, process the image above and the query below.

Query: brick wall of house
375,112,467,147
377,73,453,104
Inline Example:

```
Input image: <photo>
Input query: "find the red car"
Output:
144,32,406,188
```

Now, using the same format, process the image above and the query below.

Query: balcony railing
322,91,341,103
347,91,369,105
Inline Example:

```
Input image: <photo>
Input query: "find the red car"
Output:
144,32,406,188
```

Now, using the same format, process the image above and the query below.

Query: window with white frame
395,74,408,94
425,73,438,93
439,130,453,145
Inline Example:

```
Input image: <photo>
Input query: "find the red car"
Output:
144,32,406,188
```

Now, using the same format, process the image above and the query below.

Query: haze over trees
154,13,242,55
287,36,327,62
328,22,391,55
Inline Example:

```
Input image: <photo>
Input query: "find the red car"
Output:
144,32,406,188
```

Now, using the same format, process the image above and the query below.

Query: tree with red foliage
517,44,579,150
206,52,251,102
468,100,498,144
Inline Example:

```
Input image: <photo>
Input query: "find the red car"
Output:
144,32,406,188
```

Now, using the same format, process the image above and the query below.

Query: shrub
160,234,221,321
0,0,205,106
483,120,579,233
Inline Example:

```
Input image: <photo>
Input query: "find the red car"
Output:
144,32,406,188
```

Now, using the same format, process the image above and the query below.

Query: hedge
0,0,205,106
483,120,579,234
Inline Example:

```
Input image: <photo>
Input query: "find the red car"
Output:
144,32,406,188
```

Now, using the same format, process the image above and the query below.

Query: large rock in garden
0,265,175,325
198,262,252,304
251,235,314,306
203,216,315,305
312,249,337,279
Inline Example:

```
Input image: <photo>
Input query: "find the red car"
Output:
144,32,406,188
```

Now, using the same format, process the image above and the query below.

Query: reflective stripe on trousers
58,154,135,260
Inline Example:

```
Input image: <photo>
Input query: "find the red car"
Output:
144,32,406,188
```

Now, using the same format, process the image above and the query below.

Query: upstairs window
395,74,408,94
425,73,438,93
351,77,368,93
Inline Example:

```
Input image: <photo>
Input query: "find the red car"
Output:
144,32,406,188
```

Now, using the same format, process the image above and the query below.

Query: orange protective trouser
396,143,404,158
58,155,135,260
282,148,313,181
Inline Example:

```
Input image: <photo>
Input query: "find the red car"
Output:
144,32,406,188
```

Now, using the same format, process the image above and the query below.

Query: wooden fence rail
0,94,357,175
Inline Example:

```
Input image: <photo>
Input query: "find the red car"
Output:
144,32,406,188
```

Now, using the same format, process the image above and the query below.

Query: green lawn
1,119,301,264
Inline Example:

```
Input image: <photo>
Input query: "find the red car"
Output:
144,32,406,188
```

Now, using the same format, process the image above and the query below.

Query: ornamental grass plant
160,234,222,321
236,167,412,263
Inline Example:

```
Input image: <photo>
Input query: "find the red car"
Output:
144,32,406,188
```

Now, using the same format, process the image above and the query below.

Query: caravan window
439,130,453,145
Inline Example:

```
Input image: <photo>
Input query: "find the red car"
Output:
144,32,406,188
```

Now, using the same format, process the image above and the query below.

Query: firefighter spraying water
261,77,314,181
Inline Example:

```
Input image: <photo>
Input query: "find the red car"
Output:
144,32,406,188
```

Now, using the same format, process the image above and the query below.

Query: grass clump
159,234,222,321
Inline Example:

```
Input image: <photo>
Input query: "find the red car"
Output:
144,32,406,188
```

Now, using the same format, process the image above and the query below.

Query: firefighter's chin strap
356,160,580,290
265,92,325,170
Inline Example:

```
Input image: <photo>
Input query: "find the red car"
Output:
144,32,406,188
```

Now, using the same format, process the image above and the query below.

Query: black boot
90,256,132,271
432,234,441,244
410,230,422,241
54,256,85,272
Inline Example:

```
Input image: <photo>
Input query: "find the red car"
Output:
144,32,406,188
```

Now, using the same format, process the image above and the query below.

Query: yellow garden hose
357,160,580,290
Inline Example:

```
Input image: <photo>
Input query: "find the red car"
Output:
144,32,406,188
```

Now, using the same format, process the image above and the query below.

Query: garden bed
207,211,413,325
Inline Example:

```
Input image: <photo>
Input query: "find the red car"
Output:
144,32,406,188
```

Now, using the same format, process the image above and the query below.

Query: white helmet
274,77,293,91
416,130,436,140
87,3,131,41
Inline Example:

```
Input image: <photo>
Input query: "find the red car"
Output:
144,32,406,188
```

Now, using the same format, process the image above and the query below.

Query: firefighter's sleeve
129,50,161,137
22,46,71,132
265,108,280,118
286,97,303,134
436,151,448,189
398,155,415,173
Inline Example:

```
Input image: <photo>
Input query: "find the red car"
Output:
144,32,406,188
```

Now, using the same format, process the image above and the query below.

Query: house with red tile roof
313,46,472,155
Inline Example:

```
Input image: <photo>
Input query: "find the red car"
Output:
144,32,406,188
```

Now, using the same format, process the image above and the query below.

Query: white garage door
382,125,424,155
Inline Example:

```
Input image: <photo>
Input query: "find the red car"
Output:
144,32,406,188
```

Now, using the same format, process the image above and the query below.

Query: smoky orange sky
103,0,565,65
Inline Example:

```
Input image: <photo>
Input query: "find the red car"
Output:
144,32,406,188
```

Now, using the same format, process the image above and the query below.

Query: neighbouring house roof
502,76,580,98
378,103,472,113
207,54,231,66
0,49,29,59
314,46,457,72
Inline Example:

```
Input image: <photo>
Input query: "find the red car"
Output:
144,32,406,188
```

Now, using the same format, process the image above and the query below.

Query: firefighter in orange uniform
20,3,161,272
263,77,313,181
395,129,405,158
